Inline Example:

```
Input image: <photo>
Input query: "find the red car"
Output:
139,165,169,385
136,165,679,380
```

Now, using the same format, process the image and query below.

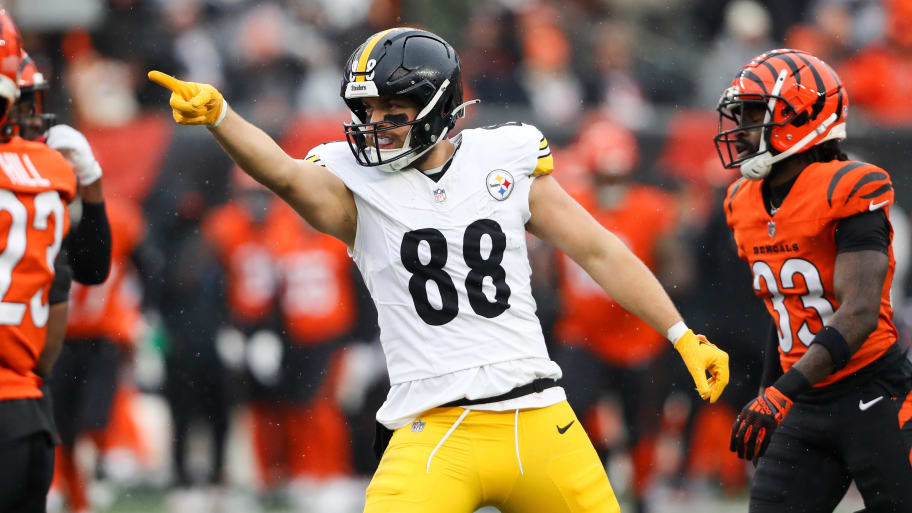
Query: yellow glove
674,330,729,403
147,70,227,127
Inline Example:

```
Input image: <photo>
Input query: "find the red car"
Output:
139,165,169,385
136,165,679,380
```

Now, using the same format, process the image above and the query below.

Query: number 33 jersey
307,123,563,427
725,160,897,387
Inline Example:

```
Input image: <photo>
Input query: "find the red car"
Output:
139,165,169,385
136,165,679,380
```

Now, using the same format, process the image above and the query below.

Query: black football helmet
341,28,474,172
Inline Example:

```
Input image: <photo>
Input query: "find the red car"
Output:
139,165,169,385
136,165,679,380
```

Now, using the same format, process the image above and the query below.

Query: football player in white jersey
149,27,728,513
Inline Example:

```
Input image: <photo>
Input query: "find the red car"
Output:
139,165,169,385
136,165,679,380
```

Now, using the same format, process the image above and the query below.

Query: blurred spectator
160,201,230,500
811,0,886,50
222,3,306,133
66,53,174,203
784,2,854,64
696,0,775,108
459,7,528,106
516,3,584,126
840,0,912,125
588,22,655,129
162,0,225,88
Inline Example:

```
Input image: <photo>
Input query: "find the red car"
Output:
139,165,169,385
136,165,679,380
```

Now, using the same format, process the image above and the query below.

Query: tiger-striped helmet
8,51,55,140
714,49,848,180
0,10,22,127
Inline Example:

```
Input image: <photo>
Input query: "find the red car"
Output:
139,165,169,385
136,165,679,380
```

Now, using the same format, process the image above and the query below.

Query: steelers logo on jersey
486,169,515,201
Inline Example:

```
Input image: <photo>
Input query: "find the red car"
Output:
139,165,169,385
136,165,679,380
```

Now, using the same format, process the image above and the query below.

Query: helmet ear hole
791,111,809,127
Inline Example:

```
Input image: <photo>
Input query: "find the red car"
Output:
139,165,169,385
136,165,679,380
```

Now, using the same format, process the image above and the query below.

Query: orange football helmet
9,50,55,140
0,10,21,126
714,49,847,180
576,119,639,178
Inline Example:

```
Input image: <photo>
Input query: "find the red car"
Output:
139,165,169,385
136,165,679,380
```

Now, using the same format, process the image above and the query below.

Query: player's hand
673,330,729,403
730,385,793,460
46,124,102,186
147,70,227,127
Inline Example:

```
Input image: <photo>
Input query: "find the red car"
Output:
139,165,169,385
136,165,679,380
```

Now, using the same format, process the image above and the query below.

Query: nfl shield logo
411,420,425,432
433,188,446,202
768,221,776,238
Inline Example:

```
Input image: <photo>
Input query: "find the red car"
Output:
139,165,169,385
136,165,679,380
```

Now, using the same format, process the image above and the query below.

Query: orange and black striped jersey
725,160,897,387
0,137,76,400
66,198,145,344
270,203,357,345
555,185,678,366
203,202,283,325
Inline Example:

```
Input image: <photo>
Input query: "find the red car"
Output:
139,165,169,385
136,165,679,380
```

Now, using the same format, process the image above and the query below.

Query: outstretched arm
147,71,357,246
526,175,729,402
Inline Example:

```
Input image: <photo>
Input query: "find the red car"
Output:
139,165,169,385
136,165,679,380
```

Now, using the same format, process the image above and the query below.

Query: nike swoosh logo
859,396,884,411
556,420,575,434
869,199,890,211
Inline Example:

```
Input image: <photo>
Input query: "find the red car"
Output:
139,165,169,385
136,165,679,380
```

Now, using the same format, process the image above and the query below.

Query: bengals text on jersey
725,159,896,387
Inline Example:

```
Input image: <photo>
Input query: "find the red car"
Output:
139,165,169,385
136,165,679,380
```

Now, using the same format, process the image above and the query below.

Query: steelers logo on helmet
340,27,479,172
486,169,515,201
713,49,848,181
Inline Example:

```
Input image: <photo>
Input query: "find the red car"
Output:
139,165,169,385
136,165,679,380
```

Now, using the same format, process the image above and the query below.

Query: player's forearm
792,302,879,385
80,179,103,203
583,231,684,335
209,107,300,197
790,250,884,386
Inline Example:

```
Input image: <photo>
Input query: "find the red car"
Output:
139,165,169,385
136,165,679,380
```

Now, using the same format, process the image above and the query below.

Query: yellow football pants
364,400,619,512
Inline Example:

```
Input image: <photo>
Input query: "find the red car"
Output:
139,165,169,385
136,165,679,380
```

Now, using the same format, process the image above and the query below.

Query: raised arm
526,174,729,402
147,71,357,246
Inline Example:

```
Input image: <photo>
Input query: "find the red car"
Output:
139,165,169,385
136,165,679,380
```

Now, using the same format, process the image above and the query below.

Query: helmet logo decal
350,58,377,82
364,59,377,81
345,80,378,99
354,28,396,82
486,170,514,201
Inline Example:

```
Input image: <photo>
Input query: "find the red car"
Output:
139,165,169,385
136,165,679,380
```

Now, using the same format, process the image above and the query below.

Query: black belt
440,378,558,408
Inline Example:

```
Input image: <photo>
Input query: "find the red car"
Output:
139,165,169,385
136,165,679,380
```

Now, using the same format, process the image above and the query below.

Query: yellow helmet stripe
355,28,398,82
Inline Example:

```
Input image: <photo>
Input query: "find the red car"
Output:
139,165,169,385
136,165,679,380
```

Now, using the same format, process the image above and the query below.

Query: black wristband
70,200,112,285
771,367,812,399
810,325,852,371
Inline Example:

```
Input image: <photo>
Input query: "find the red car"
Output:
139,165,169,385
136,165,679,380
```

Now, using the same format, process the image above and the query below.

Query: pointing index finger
147,71,193,100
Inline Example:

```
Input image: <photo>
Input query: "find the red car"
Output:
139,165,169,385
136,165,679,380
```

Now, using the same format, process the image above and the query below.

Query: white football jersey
306,123,565,428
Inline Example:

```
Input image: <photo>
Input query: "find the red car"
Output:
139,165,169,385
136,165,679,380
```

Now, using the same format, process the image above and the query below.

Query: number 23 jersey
307,123,562,423
725,160,897,387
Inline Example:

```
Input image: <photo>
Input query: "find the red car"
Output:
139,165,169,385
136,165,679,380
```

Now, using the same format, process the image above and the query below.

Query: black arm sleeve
68,201,112,285
759,319,783,390
835,209,890,254
49,247,72,305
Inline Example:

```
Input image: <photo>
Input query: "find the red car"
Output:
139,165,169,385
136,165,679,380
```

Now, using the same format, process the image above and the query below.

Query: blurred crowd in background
6,0,912,511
